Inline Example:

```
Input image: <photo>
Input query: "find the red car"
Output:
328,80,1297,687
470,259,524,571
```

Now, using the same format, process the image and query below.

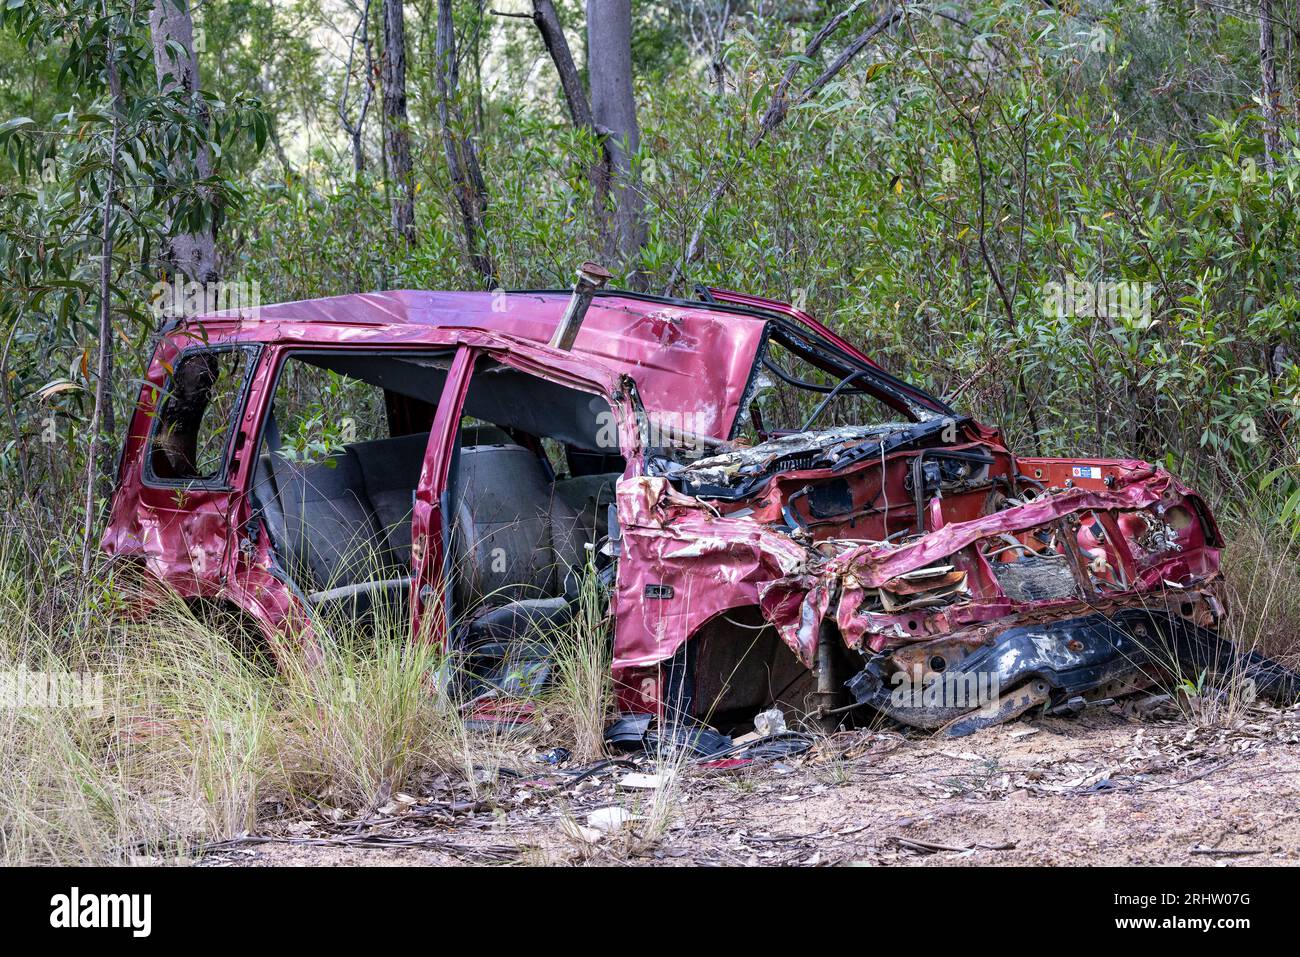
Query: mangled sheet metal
610,405,1294,733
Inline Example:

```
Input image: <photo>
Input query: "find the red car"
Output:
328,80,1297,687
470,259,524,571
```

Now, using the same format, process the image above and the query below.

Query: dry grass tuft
1218,517,1300,668
538,557,614,762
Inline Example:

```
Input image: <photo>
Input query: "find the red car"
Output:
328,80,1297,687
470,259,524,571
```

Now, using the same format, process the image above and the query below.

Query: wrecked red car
103,267,1297,739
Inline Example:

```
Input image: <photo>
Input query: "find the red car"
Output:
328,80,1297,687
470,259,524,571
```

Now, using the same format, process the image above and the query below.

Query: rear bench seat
267,433,429,613
257,426,619,630
351,432,430,567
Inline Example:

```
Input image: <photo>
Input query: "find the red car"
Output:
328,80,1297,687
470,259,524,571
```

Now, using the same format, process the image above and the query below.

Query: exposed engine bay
616,410,1295,739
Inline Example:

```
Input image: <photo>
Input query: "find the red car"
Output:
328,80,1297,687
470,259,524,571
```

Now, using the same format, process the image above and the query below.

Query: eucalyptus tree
587,0,644,279
382,0,415,241
150,0,219,283
434,0,492,282
498,0,645,281
0,0,264,559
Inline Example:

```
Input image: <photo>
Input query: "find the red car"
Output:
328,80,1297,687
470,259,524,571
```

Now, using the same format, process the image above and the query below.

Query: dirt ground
200,704,1300,867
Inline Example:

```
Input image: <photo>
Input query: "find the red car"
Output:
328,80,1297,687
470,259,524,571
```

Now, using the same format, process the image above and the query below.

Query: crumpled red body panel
611,462,1220,689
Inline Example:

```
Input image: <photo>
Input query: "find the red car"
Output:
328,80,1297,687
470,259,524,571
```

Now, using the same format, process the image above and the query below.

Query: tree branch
665,4,904,295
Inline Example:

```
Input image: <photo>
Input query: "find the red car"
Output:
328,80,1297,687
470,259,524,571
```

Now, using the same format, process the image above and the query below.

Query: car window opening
445,358,623,699
147,347,255,484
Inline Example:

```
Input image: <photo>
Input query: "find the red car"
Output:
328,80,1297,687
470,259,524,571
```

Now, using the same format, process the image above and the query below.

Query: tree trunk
710,1,733,96
339,0,375,179
587,0,645,281
149,0,219,284
436,0,495,284
1260,0,1282,172
84,18,126,580
382,0,416,242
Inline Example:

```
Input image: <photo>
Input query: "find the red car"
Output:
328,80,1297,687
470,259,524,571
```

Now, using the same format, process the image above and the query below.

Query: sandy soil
200,705,1300,867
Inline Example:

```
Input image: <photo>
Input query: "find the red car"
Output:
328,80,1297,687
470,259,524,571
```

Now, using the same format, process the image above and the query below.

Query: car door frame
408,342,643,648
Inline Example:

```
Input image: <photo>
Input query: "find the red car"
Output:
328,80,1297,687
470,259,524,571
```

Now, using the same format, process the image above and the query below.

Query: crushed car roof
199,288,772,440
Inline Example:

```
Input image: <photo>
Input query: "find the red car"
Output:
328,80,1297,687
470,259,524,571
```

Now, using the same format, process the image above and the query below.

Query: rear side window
271,357,391,465
147,347,255,483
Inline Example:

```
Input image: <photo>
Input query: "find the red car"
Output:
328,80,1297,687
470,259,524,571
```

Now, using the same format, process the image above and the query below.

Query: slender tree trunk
1261,0,1282,172
711,1,733,96
149,0,220,284
587,0,645,281
436,0,494,284
382,0,416,242
339,0,374,179
531,1,595,131
83,21,125,580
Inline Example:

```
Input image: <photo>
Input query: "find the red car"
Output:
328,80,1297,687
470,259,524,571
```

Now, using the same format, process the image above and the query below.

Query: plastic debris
586,806,632,833
754,708,788,737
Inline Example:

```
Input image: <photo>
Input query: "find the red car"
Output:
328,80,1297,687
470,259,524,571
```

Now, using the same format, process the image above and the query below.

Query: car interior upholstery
250,353,623,657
